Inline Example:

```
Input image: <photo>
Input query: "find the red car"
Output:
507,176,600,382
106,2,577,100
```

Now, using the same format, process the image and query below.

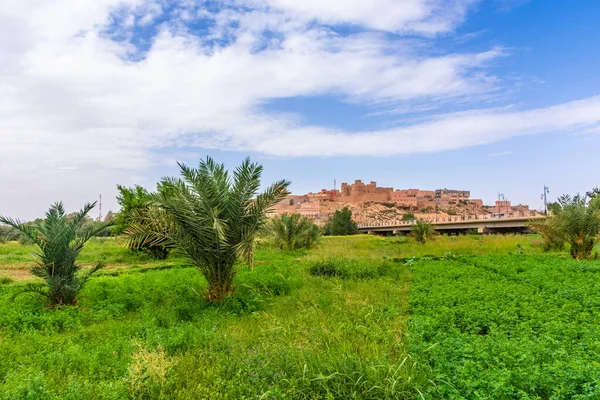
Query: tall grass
0,236,431,398
0,233,582,398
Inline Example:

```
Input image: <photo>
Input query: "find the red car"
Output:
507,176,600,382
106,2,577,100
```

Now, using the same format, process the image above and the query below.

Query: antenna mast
98,194,103,221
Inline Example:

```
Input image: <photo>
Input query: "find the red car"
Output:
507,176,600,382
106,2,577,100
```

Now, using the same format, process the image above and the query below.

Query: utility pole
98,194,103,221
541,185,549,214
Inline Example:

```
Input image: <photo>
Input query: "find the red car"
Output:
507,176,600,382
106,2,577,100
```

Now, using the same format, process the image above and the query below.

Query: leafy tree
323,207,359,236
115,185,170,259
114,185,151,234
0,224,20,243
0,202,111,307
270,213,320,250
532,193,600,260
125,157,290,301
412,220,436,244
402,212,415,221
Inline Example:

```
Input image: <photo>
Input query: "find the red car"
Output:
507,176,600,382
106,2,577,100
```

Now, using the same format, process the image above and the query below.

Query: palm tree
125,157,290,301
532,193,600,260
270,213,320,250
411,220,435,244
0,202,112,307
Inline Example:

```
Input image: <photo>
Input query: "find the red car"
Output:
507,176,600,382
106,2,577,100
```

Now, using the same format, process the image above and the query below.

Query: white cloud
253,0,477,34
0,0,599,218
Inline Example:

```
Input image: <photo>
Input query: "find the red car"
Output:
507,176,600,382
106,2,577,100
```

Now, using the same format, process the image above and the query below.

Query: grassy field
0,235,598,398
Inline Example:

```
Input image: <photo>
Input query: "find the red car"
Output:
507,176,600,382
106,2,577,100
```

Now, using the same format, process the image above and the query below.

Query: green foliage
530,219,565,252
79,218,115,238
586,186,600,200
0,202,111,307
1,234,588,398
532,193,600,260
115,185,170,259
0,236,429,399
323,207,359,236
0,276,13,285
114,185,151,234
410,255,600,399
402,212,415,221
0,225,20,243
411,220,435,244
270,213,320,250
125,156,290,301
308,258,401,279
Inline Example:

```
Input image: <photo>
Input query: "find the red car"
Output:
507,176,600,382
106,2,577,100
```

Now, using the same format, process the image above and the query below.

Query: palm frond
2,202,106,307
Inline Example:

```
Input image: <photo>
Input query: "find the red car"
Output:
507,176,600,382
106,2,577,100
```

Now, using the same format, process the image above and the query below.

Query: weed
125,341,176,399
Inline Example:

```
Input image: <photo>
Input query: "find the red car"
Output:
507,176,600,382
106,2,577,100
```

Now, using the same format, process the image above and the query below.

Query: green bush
531,192,600,259
323,207,359,236
308,258,399,279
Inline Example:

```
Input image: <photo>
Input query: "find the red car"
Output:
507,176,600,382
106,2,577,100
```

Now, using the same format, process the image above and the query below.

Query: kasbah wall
267,179,538,225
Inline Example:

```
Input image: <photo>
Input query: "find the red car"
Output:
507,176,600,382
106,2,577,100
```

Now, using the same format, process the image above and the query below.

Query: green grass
0,238,189,280
0,236,427,399
0,234,598,399
409,254,600,399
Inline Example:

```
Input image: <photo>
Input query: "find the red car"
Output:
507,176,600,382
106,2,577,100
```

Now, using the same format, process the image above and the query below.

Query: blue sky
1,0,599,219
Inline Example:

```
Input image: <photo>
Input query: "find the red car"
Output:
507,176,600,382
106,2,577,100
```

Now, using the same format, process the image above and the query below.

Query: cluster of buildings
267,179,534,225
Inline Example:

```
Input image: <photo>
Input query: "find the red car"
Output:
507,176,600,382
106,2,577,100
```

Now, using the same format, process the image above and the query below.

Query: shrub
308,259,397,279
125,341,176,399
323,207,358,236
270,213,320,250
411,220,436,244
531,193,600,260
402,212,415,221
0,276,13,285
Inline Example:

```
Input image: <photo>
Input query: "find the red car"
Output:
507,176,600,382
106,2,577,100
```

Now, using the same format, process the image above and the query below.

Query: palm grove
0,157,319,306
1,156,599,308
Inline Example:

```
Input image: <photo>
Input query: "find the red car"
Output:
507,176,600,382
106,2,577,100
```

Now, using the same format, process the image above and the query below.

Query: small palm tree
0,202,111,307
271,213,320,250
411,220,435,244
532,193,600,260
125,157,290,301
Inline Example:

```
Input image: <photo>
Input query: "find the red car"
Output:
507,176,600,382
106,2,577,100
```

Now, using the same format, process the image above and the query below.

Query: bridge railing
357,211,542,229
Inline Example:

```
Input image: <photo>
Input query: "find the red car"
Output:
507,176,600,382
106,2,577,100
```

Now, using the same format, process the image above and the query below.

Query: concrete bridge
358,213,545,235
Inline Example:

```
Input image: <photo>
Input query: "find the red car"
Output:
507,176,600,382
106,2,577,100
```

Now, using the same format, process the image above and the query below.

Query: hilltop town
267,180,539,225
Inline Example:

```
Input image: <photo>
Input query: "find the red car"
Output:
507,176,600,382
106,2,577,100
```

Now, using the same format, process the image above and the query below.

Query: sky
1,0,599,220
